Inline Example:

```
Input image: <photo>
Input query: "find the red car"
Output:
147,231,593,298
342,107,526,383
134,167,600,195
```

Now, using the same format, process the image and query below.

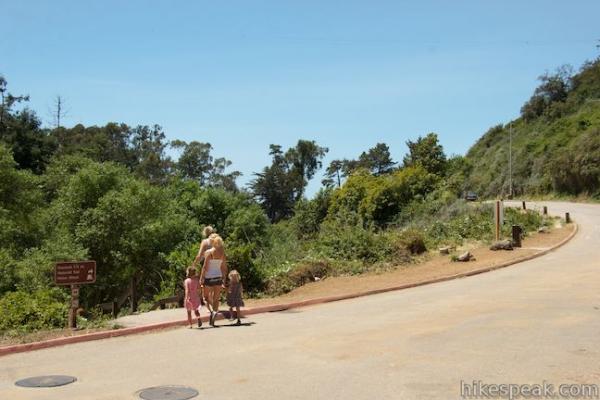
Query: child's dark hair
186,266,197,278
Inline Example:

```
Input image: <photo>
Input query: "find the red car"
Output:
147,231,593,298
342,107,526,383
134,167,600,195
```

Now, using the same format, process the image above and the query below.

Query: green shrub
226,242,265,293
0,249,17,295
266,260,331,295
290,188,332,238
328,166,439,226
77,305,111,329
187,187,247,233
255,223,303,277
0,288,68,333
224,204,270,247
317,212,390,262
163,242,198,297
398,228,427,255
15,230,88,293
501,208,549,236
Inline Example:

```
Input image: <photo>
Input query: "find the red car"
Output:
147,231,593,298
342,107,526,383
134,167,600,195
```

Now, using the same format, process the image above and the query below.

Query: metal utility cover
139,386,199,400
15,375,77,388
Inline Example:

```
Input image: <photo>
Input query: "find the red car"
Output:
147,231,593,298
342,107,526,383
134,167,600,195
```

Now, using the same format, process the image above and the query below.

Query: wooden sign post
494,200,504,241
54,261,96,329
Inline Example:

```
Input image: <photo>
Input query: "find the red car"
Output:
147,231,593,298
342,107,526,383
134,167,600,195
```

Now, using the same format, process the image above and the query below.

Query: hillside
464,58,600,198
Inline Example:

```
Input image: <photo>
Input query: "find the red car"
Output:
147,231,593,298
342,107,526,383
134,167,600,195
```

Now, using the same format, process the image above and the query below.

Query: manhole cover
15,375,77,388
139,386,199,400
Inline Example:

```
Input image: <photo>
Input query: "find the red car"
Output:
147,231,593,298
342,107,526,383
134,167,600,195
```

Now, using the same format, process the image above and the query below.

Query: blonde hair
228,270,241,283
210,234,224,249
203,226,215,238
186,266,197,278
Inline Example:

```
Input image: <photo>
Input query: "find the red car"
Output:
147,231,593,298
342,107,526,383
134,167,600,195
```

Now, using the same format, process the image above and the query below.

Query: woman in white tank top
192,226,216,312
200,235,228,326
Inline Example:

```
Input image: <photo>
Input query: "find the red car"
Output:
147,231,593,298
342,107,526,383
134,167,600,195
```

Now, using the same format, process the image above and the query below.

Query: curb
0,222,578,358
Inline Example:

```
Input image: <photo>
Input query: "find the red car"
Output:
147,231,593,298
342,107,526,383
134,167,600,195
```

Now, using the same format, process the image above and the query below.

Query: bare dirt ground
244,223,574,306
0,223,574,347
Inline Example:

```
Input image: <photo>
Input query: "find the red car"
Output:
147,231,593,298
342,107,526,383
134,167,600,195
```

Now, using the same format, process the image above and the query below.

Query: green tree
358,142,396,175
444,155,472,195
0,77,56,173
360,166,439,225
223,204,270,291
0,143,44,251
328,165,438,226
172,140,213,184
42,155,94,201
72,176,194,305
131,124,171,184
0,109,56,174
251,145,295,222
186,186,246,233
322,159,344,188
252,141,327,221
521,65,573,121
0,75,29,126
291,188,332,238
209,157,242,192
0,249,17,295
285,140,328,200
51,123,137,168
172,140,241,190
403,133,447,176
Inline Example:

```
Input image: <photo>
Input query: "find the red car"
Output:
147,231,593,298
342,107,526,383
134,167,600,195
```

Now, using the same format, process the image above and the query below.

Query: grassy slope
464,60,600,199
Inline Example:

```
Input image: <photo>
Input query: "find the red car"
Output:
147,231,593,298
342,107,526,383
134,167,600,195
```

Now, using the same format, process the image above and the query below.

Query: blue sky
1,1,599,195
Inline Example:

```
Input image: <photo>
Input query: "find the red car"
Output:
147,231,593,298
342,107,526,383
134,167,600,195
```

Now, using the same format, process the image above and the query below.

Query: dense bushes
0,288,68,334
0,147,273,322
328,166,439,226
317,212,391,262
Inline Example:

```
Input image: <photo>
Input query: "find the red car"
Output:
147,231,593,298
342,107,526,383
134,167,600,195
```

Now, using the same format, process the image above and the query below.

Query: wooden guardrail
96,288,184,317
150,293,184,310
97,300,120,318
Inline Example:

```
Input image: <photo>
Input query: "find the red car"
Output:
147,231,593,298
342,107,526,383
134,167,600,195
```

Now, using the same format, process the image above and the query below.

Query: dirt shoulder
244,223,575,307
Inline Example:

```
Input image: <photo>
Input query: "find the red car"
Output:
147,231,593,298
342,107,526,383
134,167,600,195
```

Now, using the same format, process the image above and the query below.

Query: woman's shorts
204,277,223,287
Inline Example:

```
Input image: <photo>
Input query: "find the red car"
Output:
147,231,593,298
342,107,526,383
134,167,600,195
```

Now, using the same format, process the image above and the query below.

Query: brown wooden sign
54,261,96,285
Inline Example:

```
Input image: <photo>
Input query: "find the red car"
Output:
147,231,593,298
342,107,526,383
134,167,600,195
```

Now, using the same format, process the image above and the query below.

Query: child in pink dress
184,266,202,328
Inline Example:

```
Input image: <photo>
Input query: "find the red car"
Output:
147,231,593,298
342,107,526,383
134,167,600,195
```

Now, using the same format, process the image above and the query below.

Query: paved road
1,201,599,400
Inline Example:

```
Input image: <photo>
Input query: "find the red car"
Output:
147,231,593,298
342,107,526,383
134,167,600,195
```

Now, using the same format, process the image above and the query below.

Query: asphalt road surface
1,201,599,400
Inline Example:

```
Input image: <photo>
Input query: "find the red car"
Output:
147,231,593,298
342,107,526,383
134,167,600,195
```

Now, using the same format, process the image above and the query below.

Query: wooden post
495,200,501,241
69,284,79,329
522,201,526,210
512,225,522,247
111,300,119,318
543,206,548,215
130,277,138,313
565,212,571,223
68,308,76,329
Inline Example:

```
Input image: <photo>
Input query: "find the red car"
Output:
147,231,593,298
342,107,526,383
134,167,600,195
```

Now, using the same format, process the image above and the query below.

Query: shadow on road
194,320,256,330
218,321,256,328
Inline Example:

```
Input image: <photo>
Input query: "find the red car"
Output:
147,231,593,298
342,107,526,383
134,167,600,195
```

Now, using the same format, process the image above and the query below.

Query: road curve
1,201,599,400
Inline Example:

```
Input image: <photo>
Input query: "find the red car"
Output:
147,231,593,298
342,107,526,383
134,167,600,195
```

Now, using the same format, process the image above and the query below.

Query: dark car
464,191,478,201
